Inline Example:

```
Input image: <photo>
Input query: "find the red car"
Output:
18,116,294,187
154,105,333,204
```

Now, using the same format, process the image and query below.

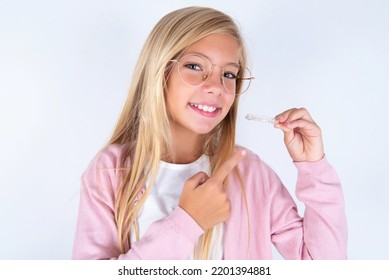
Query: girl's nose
203,66,224,95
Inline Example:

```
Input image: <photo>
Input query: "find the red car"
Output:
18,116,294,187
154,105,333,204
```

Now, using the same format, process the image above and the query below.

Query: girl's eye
185,63,202,71
223,72,238,79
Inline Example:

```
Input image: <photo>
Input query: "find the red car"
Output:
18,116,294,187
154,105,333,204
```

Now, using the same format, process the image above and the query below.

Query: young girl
72,6,347,260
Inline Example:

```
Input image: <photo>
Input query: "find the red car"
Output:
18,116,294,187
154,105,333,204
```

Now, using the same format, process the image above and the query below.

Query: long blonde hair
109,6,248,259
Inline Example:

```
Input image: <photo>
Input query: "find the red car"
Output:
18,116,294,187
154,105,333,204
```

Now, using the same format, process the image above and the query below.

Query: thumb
185,172,209,189
275,122,295,143
283,128,296,146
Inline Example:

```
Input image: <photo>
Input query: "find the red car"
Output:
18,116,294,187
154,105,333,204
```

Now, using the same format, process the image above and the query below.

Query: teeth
191,103,218,112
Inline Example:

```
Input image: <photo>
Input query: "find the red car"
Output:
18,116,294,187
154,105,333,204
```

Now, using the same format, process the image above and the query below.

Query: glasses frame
170,53,255,95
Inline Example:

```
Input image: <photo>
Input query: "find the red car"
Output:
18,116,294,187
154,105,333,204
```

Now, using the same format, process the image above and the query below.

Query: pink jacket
72,144,347,259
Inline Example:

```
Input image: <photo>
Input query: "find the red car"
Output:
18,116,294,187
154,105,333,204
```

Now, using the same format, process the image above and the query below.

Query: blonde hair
109,6,248,259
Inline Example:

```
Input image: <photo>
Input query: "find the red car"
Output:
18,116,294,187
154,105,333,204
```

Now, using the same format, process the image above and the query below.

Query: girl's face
166,34,240,137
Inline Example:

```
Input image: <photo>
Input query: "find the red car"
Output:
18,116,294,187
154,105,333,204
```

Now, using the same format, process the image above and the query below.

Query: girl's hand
275,108,324,162
178,149,246,231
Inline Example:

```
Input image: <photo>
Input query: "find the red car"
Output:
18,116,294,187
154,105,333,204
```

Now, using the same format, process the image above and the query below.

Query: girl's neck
163,130,205,164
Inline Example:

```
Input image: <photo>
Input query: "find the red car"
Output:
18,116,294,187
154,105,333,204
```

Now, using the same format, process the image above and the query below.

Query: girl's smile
188,102,221,117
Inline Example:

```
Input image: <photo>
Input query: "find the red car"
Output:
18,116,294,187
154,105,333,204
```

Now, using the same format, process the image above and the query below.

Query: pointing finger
211,149,246,184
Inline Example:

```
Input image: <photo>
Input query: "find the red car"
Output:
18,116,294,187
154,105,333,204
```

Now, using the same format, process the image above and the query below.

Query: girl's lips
189,102,221,117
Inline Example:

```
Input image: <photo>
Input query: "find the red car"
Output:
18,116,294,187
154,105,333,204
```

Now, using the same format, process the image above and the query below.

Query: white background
0,0,388,259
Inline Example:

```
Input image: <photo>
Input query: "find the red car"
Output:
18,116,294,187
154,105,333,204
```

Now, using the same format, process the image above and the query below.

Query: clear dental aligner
245,114,277,124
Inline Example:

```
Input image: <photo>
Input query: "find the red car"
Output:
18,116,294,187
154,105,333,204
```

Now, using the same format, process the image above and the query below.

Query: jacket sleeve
72,149,203,260
269,157,347,259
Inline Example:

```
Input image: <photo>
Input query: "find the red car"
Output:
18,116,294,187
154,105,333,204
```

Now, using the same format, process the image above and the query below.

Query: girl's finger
211,149,246,184
287,108,313,122
276,108,313,124
276,119,321,140
283,119,317,131
275,108,296,123
185,172,209,189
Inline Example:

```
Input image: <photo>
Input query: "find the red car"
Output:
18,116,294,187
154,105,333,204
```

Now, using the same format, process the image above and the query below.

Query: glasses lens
222,64,240,94
222,66,252,95
177,54,210,87
236,67,252,95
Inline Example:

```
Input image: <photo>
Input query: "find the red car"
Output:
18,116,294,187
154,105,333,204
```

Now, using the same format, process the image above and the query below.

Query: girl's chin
191,123,220,135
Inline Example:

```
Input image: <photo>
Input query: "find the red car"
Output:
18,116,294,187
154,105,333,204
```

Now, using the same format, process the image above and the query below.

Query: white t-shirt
130,155,224,259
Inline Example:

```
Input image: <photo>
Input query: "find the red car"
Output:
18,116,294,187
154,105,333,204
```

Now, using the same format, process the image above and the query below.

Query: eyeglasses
170,53,254,95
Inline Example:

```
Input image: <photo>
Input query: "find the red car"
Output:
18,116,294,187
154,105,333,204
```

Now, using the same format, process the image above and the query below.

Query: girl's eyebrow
188,51,240,66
